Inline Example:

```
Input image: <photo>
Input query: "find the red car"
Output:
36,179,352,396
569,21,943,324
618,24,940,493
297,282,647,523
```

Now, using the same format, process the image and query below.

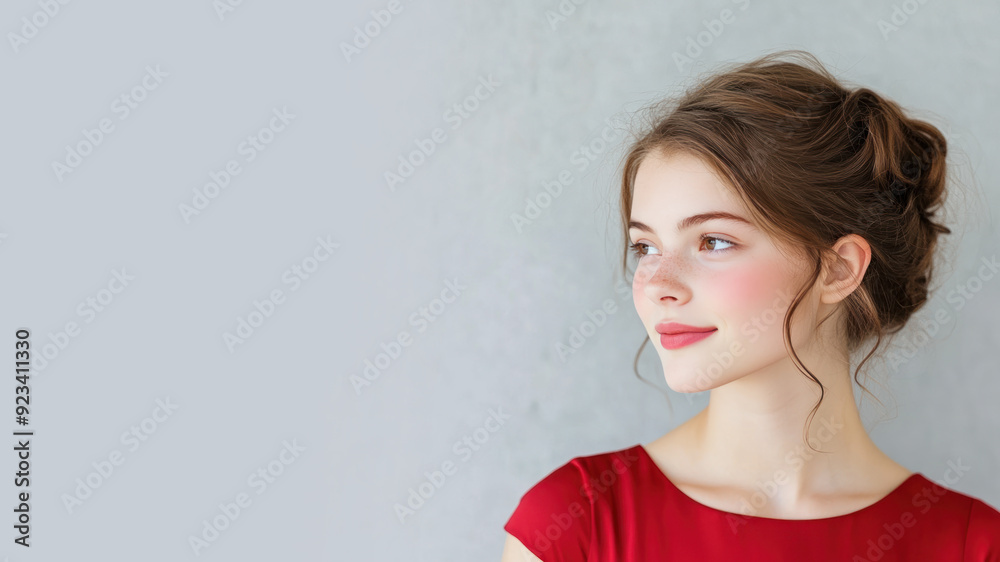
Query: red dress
504,444,1000,561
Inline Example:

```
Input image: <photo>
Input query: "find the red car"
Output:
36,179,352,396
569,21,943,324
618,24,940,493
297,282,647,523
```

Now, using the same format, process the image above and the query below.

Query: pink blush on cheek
714,261,790,314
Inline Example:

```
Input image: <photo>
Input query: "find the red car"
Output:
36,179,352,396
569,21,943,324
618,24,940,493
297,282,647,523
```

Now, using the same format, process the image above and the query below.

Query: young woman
500,50,1000,561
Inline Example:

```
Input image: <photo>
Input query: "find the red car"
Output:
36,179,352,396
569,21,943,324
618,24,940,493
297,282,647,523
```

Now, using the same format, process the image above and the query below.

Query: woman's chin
662,373,704,394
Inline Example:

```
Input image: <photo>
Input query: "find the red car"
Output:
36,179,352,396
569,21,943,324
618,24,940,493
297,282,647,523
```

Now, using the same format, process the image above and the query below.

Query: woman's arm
500,532,544,562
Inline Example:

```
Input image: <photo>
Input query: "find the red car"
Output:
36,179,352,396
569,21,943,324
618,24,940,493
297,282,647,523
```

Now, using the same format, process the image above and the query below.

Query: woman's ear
820,234,872,304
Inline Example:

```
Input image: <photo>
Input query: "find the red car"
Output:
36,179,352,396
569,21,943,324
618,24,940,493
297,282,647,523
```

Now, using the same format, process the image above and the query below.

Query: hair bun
887,177,912,208
842,86,948,226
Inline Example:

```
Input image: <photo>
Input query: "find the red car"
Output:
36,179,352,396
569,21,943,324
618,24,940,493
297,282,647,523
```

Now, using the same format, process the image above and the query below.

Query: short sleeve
503,460,593,562
964,498,1000,561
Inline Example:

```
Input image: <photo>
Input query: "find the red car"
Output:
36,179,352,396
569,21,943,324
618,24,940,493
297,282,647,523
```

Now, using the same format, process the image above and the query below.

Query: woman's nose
635,253,690,303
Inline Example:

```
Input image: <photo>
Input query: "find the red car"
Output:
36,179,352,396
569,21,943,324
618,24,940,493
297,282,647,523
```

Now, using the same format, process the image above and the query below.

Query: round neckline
634,444,923,522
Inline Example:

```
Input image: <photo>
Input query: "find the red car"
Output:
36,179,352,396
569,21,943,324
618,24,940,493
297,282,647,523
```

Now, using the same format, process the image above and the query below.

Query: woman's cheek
714,261,788,323
632,273,646,318
631,263,651,310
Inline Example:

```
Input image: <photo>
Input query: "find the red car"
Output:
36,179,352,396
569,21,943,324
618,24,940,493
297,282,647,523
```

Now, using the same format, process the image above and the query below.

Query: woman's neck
680,356,906,509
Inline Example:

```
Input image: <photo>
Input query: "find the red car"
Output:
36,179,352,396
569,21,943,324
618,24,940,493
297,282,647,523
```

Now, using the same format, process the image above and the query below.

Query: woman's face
628,150,818,393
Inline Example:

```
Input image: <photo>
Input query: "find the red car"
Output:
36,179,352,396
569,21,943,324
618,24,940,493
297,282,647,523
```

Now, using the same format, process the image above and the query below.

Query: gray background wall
0,0,997,560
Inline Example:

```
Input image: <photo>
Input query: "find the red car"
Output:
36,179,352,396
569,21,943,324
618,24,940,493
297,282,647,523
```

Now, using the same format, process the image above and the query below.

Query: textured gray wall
1,0,997,560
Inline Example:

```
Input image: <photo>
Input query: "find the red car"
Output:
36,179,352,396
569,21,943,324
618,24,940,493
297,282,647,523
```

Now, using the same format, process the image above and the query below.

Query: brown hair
618,50,954,450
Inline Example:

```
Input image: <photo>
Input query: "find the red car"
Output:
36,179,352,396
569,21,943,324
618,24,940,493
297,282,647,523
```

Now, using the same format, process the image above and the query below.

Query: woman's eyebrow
628,211,753,234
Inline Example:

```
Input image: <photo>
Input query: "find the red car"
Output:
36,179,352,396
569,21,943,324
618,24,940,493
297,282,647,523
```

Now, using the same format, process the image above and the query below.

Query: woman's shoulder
505,444,644,514
511,444,646,497
905,473,1000,555
910,473,1000,519
964,496,1000,555
503,445,645,560
544,445,646,501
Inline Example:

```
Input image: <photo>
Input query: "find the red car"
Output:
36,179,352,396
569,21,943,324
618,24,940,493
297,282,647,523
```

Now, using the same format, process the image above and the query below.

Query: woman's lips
655,323,718,350
659,329,717,349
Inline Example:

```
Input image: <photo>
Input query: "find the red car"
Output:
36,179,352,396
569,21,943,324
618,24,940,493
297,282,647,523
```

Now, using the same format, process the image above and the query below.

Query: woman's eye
629,242,658,258
701,236,736,253
629,236,737,259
